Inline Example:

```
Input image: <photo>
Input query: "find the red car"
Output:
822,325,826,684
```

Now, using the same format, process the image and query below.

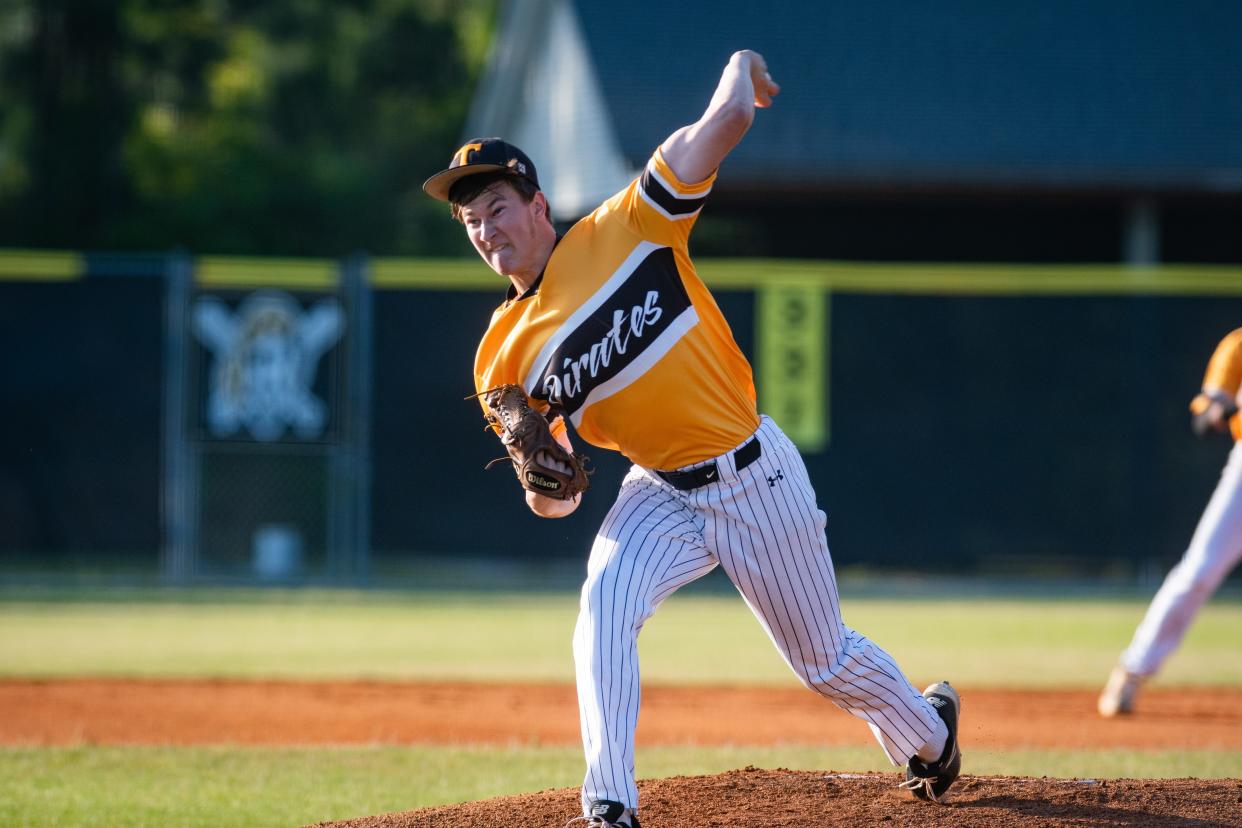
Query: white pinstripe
573,416,942,810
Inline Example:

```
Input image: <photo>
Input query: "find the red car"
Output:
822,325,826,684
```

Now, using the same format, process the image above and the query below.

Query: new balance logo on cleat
565,799,641,828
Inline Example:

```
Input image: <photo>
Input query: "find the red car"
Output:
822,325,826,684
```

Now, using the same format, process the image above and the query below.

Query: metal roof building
464,1,1242,262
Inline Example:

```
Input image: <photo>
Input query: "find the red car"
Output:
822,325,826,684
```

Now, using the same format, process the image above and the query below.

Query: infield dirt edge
308,766,1242,827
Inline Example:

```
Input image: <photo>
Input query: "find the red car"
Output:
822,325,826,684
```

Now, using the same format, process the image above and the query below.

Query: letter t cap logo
454,142,483,168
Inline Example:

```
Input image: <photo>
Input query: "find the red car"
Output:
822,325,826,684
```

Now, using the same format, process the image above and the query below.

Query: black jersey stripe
531,245,693,418
640,166,708,217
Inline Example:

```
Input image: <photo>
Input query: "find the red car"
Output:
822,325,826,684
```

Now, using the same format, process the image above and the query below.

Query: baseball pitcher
1100,327,1242,716
424,51,962,826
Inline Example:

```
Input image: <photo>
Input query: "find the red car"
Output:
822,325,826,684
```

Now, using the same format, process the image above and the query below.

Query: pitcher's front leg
573,479,711,814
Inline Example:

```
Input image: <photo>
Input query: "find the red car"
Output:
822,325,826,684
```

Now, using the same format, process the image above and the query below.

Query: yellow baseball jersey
1195,327,1242,441
474,148,759,470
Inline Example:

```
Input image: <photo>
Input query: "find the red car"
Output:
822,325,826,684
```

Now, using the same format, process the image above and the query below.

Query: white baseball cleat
1098,665,1143,717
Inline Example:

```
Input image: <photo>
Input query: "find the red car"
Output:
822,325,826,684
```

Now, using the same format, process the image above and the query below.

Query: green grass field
3,586,1241,686
2,585,1240,827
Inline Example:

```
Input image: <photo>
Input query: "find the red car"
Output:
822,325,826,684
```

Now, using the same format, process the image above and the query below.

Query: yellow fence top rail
695,260,1242,295
370,258,495,289
195,256,339,289
0,249,1239,294
374,257,1242,295
0,249,85,281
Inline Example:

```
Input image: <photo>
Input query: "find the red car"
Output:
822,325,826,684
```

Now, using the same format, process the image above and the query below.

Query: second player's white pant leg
1122,440,1242,677
694,417,942,765
573,471,715,811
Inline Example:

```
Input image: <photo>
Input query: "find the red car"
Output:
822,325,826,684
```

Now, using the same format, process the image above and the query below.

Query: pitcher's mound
311,766,1242,827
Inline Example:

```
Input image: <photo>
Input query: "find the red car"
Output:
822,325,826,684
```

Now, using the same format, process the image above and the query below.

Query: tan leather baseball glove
477,384,591,500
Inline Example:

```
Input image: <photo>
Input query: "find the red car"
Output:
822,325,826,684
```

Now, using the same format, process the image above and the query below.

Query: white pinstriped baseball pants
573,416,943,810
1122,439,1242,677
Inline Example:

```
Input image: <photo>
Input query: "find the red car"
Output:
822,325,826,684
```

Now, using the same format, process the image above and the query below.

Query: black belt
655,437,762,491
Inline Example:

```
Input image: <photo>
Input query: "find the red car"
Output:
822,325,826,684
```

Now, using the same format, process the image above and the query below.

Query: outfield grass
2,586,1240,826
3,743,1240,828
1,587,1240,687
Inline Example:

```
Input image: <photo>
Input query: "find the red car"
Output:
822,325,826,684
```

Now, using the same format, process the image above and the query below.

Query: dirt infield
4,678,1242,750
314,769,1242,828
6,679,1242,826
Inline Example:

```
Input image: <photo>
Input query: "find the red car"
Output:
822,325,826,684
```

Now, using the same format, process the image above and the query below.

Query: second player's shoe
900,681,962,803
565,800,640,828
1098,665,1143,717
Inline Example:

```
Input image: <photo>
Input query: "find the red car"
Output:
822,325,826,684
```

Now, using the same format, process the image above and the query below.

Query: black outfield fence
1,250,1240,581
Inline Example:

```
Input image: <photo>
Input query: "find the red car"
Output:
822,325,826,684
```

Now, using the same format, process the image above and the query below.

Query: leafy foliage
0,0,494,255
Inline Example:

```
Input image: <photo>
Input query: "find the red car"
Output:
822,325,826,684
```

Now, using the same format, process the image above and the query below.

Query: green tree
0,0,496,255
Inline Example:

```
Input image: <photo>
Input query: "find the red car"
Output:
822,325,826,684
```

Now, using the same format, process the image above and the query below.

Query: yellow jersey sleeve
605,147,715,248
1190,328,1242,441
1201,328,1242,397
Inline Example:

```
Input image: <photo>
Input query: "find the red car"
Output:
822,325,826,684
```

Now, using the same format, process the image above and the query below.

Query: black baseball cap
421,137,540,202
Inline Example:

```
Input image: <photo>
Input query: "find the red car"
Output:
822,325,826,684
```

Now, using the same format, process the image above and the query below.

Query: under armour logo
767,470,784,487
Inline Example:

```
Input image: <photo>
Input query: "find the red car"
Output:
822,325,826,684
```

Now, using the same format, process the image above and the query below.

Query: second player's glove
478,384,591,500
1190,392,1239,438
